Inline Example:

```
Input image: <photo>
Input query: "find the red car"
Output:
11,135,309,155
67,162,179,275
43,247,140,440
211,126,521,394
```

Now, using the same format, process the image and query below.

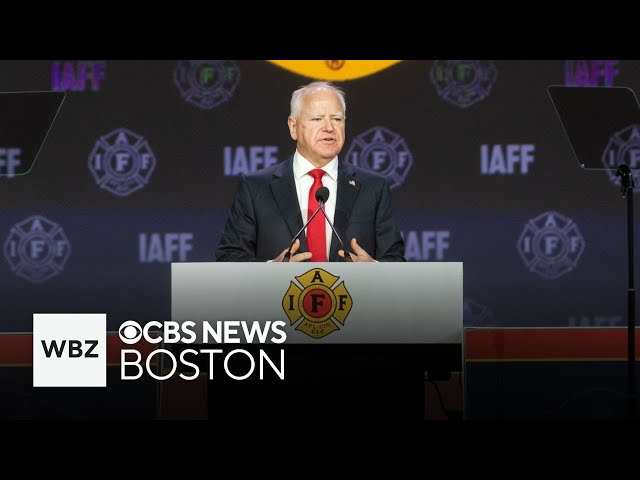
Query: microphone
282,186,330,262
283,186,353,262
315,185,330,204
317,191,353,262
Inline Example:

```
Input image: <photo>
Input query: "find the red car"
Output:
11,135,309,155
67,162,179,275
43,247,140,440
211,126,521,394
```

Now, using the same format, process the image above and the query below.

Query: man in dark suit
216,81,405,263
212,82,419,418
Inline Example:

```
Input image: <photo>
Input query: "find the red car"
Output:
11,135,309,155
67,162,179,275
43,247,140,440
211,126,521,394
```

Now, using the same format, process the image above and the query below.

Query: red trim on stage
465,328,640,361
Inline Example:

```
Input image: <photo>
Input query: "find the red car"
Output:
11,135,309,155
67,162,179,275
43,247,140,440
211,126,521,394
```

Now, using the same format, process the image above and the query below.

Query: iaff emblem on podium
282,268,353,339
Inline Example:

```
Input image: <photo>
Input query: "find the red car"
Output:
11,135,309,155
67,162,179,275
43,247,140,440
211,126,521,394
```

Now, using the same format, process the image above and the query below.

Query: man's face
288,88,345,167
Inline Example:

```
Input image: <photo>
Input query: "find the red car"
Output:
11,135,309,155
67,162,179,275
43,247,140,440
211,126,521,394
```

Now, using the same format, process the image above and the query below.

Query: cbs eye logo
119,320,143,344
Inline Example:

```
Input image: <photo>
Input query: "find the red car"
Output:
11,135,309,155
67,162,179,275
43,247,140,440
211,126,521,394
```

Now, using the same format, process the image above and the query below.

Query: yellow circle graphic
267,60,402,81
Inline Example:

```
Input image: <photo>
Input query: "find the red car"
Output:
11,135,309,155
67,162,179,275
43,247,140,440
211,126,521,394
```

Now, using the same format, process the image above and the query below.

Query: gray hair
289,81,346,119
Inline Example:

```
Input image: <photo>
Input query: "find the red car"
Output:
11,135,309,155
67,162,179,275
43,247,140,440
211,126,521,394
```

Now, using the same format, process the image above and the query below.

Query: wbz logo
33,314,106,387
41,339,99,358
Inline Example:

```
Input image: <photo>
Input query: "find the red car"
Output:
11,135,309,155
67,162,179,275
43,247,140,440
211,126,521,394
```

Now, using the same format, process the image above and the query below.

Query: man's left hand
339,238,374,262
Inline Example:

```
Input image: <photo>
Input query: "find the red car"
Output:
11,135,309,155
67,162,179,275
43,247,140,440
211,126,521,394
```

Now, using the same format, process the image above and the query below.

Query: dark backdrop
0,59,633,332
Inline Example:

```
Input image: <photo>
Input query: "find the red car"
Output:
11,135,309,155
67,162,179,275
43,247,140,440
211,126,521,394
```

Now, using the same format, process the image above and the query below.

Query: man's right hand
273,239,312,262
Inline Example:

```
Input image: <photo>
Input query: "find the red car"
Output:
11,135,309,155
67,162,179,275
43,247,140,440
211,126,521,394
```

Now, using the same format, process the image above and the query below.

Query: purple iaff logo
174,60,240,110
602,124,640,190
430,60,497,108
88,128,157,197
3,215,71,283
345,126,413,189
517,211,585,280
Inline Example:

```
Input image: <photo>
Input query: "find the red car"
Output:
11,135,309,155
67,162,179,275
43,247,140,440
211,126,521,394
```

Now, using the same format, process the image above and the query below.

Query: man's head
288,81,346,168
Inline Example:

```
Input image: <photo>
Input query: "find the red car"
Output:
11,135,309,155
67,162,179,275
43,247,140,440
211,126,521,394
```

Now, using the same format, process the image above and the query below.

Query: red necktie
307,169,327,262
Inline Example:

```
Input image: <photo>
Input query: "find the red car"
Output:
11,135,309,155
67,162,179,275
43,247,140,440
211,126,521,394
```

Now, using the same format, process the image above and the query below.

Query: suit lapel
270,157,308,252
330,161,360,260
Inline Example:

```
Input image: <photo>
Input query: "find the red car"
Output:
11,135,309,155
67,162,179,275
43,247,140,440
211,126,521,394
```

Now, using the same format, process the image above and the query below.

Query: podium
169,262,463,419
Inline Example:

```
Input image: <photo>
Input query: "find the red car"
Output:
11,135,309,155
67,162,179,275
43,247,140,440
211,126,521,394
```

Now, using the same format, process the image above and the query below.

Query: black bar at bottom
168,343,461,420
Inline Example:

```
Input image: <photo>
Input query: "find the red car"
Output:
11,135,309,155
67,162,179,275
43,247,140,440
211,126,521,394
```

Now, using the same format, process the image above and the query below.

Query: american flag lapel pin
349,179,356,187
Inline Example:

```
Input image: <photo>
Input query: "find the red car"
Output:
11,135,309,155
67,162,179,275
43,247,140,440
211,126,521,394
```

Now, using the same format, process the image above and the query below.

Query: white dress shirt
293,150,338,259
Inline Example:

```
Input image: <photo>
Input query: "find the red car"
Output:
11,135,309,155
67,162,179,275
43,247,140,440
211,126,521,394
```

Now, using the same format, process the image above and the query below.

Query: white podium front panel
171,262,462,344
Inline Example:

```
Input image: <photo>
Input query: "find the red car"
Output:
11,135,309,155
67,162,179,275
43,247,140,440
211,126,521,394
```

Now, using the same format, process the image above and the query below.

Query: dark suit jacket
215,156,405,262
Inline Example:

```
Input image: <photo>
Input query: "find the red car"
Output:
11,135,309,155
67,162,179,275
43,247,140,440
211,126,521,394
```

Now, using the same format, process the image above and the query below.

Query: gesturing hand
339,238,374,262
273,239,312,262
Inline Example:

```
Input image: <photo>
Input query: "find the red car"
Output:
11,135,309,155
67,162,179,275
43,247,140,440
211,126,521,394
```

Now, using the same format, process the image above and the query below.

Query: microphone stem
283,201,325,262
320,204,353,262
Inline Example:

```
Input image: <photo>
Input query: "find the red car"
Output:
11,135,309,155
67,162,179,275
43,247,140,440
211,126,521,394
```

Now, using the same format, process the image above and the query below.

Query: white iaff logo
33,313,106,387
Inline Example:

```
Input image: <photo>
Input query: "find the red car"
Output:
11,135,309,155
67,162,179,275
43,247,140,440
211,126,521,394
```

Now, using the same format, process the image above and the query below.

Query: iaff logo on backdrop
139,232,194,263
517,211,586,280
282,268,352,339
345,126,413,189
480,144,535,175
0,147,22,178
174,60,241,110
564,60,619,87
430,60,497,109
223,145,279,176
463,298,496,327
602,124,640,189
568,314,623,327
33,313,106,387
51,61,106,92
3,214,71,284
401,230,450,261
88,128,157,197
